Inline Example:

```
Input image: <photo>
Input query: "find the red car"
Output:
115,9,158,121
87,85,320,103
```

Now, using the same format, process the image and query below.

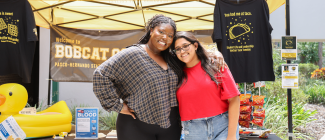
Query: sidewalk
320,134,325,140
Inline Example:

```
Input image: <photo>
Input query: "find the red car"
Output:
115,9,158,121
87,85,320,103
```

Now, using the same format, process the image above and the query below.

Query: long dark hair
136,14,183,82
171,31,221,85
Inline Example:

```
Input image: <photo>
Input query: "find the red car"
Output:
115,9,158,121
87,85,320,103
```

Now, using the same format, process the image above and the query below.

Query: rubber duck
0,83,72,138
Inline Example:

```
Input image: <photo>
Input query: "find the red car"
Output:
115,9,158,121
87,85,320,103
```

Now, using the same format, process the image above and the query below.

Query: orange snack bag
252,117,264,127
240,105,251,114
253,108,265,118
252,95,265,106
239,121,250,128
239,113,251,121
240,94,251,105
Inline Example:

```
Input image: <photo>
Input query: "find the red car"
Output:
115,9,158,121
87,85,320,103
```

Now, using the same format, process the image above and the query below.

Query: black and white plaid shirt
93,45,178,128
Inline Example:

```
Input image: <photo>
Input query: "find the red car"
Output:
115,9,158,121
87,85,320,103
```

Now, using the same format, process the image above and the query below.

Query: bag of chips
259,130,271,138
253,108,265,118
240,94,251,105
240,105,251,114
252,95,265,106
239,121,250,128
251,117,264,127
239,113,251,121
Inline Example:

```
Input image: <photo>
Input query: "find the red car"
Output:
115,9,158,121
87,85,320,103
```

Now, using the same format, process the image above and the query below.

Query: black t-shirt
212,0,275,83
0,0,38,83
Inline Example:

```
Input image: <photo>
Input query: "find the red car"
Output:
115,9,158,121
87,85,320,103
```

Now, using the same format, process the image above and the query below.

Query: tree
319,42,323,68
298,42,320,65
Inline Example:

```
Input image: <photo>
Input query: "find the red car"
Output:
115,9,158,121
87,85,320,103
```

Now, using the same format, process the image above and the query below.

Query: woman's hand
209,51,227,71
120,103,136,119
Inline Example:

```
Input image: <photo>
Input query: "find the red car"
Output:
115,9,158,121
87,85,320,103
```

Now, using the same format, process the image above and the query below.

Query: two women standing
93,15,240,140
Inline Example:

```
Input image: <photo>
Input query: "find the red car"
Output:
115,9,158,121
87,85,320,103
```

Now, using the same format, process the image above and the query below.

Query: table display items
0,83,72,138
238,82,269,138
75,107,99,139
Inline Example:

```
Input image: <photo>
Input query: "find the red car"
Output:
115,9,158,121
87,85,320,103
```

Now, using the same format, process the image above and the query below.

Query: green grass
99,111,118,130
264,96,317,140
303,82,325,105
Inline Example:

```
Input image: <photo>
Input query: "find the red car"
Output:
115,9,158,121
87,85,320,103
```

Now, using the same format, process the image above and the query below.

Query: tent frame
31,0,215,29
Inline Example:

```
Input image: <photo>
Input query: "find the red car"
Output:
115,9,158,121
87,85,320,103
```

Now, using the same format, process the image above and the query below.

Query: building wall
39,27,51,105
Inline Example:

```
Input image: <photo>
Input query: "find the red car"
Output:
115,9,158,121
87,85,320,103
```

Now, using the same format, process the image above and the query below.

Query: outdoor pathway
301,104,325,140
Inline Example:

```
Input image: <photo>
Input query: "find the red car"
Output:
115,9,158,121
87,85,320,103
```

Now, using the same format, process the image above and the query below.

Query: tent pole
140,0,146,27
285,0,293,140
47,77,51,105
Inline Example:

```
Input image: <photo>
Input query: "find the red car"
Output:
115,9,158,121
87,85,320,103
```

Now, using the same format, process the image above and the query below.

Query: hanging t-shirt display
212,0,275,83
0,0,38,83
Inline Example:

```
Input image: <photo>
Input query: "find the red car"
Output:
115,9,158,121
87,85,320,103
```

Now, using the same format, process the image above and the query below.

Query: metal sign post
285,0,293,139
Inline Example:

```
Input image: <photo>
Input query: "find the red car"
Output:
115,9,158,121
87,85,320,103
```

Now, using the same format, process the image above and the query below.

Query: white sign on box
0,116,26,140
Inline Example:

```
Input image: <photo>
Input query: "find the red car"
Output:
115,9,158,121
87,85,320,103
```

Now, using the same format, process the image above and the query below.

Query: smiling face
148,23,174,53
175,38,200,68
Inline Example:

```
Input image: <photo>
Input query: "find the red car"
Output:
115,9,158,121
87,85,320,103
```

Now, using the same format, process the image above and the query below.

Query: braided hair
138,14,177,44
137,14,183,84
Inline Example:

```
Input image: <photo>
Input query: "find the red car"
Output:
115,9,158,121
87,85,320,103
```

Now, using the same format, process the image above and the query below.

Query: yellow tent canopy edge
31,0,285,30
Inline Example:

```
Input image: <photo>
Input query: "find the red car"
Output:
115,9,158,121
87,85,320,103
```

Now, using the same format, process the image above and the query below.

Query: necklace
145,44,160,55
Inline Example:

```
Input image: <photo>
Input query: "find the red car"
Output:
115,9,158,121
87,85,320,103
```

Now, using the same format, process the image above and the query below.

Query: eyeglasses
173,44,192,54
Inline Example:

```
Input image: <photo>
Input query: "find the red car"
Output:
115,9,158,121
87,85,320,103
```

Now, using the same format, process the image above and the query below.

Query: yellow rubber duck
0,83,72,138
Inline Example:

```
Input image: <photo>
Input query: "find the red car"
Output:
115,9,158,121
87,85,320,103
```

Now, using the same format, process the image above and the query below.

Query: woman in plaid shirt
93,15,224,140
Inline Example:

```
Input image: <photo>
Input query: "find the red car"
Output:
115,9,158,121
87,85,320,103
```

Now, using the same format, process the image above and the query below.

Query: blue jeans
182,112,239,140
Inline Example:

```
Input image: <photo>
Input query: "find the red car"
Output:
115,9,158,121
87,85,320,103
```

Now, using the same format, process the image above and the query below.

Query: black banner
50,26,145,82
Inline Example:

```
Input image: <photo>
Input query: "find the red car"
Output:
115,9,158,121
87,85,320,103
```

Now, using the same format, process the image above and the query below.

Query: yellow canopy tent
29,0,285,31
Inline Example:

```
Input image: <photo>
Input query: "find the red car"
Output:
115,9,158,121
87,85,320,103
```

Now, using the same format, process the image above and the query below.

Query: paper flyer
282,64,299,89
0,116,26,140
75,108,99,139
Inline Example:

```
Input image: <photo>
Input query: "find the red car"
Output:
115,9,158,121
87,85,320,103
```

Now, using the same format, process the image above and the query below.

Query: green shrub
303,81,325,105
99,112,118,130
272,48,285,78
264,95,317,140
299,63,319,78
264,78,319,139
298,42,321,64
265,79,309,105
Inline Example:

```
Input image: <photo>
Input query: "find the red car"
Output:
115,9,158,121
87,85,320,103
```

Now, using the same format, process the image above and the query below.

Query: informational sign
282,64,299,89
0,116,26,140
281,36,297,60
75,108,99,139
254,81,265,88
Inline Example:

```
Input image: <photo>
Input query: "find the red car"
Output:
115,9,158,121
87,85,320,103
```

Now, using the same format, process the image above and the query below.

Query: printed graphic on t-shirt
0,11,19,44
0,18,7,30
224,11,254,53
